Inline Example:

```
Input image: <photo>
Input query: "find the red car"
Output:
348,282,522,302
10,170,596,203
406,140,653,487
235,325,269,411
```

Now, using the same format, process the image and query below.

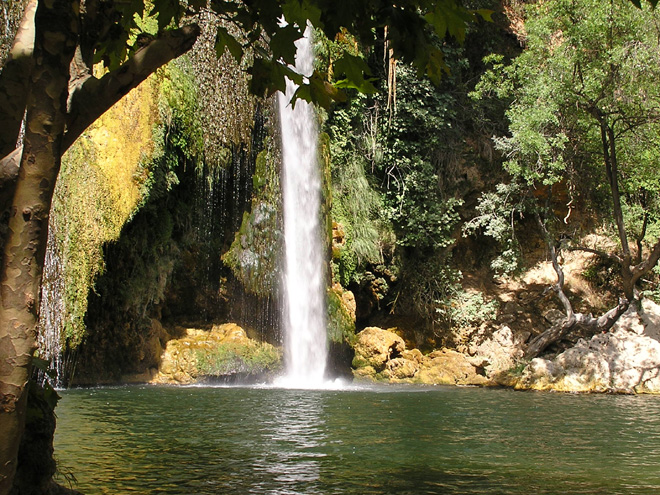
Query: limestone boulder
517,299,660,393
383,357,419,380
416,349,491,386
468,325,526,377
154,323,281,384
353,327,406,371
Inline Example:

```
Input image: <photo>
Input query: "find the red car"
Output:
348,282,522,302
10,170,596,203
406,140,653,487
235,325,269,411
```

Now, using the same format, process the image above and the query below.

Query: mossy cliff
48,13,277,384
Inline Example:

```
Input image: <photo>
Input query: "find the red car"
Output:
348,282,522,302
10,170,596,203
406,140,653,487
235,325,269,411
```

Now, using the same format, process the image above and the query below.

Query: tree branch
0,0,37,157
565,245,622,264
631,238,660,286
64,23,200,151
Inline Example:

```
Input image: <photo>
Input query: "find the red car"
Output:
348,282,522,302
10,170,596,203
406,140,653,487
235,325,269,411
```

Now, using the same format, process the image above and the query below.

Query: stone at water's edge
352,300,660,393
352,327,405,371
352,327,493,385
153,323,282,384
512,299,660,393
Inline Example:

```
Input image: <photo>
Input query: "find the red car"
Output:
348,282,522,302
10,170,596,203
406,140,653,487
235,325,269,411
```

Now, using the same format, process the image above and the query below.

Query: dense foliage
324,1,512,338
470,0,660,302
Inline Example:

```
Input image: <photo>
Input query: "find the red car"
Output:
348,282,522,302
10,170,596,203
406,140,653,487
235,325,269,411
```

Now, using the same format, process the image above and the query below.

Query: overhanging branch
63,23,201,151
0,0,37,157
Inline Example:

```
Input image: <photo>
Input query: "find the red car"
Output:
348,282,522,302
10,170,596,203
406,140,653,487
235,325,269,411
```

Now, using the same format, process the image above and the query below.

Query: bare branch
631,239,660,285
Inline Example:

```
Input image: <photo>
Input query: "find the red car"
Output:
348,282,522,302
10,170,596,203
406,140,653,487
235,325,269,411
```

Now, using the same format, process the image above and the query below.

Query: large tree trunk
0,0,78,493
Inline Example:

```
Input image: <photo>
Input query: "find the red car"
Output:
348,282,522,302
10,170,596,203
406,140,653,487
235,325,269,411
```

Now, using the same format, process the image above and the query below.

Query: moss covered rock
223,144,283,298
154,323,282,384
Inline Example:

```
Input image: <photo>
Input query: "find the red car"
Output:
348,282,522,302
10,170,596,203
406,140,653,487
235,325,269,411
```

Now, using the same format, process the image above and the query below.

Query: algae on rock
222,137,283,298
155,323,282,384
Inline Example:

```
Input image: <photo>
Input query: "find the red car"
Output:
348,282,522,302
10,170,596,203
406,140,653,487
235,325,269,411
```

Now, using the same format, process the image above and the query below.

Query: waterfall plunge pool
54,384,660,494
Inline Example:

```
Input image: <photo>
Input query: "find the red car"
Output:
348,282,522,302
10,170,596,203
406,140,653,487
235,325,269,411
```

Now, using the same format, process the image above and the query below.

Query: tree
470,0,660,358
0,0,488,492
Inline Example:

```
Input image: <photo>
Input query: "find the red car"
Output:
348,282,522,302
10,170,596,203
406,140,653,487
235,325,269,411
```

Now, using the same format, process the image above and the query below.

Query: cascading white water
277,26,328,387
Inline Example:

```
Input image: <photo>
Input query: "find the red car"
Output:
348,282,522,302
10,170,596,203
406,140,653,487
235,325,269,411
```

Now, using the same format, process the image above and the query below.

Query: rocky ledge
505,299,660,393
352,300,660,394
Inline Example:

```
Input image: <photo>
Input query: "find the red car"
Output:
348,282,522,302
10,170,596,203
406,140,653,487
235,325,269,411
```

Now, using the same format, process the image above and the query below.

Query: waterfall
277,26,328,387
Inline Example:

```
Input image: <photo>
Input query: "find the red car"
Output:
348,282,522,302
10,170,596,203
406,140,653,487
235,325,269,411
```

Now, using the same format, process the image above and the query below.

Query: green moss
223,142,283,297
351,354,371,370
326,288,356,344
195,342,282,376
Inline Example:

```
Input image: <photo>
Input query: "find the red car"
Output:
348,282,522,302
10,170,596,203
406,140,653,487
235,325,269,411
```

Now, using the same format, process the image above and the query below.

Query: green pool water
53,384,660,494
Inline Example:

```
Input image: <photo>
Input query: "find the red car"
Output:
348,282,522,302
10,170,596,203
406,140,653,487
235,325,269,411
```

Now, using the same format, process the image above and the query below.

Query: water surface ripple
54,385,660,494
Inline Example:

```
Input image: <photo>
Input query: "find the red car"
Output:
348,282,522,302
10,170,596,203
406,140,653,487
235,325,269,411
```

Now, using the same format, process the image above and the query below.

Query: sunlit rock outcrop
514,299,660,393
352,326,492,385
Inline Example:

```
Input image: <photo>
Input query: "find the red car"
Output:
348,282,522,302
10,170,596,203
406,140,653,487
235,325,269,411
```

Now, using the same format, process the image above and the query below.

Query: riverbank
351,299,660,394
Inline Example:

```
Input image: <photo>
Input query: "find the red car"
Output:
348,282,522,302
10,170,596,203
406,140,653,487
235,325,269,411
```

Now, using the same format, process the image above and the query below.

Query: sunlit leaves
291,71,346,108
89,0,487,107
333,53,377,93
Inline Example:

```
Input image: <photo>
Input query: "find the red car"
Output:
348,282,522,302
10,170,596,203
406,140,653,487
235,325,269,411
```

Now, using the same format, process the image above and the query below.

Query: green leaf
270,24,303,66
425,0,474,43
282,0,322,29
152,0,181,31
474,9,494,22
333,53,377,93
249,59,302,97
425,48,450,85
215,26,243,62
293,70,347,108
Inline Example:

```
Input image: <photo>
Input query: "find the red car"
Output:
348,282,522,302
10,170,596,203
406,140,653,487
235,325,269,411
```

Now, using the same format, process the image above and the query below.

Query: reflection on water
54,385,660,494
255,392,326,493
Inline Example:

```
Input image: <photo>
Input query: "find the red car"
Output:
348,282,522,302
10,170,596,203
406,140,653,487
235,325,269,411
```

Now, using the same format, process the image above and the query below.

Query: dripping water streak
37,224,65,387
277,26,327,388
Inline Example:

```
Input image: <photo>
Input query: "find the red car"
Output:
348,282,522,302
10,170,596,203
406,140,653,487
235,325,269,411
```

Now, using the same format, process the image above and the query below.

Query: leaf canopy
87,0,488,107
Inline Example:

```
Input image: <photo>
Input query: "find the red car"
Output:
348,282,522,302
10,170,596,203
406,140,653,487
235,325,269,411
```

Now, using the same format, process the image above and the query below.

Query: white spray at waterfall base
276,26,328,388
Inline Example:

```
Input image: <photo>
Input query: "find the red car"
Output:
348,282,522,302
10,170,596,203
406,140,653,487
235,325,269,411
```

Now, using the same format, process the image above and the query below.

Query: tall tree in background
0,0,486,492
471,0,660,357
